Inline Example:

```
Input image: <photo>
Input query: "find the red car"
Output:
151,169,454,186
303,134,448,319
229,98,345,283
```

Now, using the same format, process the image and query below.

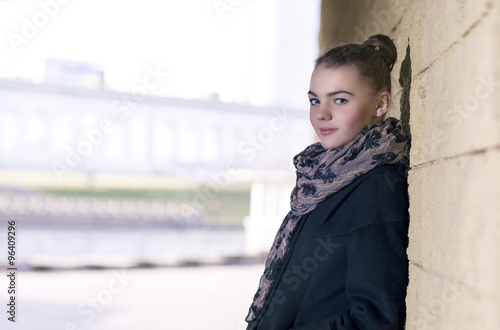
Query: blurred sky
0,0,320,109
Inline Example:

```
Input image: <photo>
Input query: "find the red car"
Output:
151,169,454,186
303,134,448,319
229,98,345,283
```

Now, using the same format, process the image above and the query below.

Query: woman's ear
374,91,391,120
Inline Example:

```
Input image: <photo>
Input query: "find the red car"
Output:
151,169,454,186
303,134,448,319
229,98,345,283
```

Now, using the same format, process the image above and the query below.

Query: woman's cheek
348,105,367,126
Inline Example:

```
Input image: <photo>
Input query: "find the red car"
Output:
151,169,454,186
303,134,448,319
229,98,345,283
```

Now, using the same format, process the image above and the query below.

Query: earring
376,110,381,116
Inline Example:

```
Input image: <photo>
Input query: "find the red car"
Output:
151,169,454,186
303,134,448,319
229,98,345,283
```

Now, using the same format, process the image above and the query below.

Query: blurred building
0,77,309,180
44,58,105,89
0,73,310,229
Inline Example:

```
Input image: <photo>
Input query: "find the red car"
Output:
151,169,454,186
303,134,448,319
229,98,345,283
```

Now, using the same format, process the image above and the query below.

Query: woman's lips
320,128,338,136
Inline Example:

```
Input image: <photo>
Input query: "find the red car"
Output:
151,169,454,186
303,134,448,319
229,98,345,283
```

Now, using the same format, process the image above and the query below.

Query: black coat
247,164,409,330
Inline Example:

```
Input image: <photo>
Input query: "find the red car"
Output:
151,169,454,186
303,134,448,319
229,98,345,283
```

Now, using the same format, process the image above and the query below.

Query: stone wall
318,0,500,328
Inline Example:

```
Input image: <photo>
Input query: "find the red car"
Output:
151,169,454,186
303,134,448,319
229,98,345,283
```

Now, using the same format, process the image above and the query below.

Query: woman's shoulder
354,163,408,196
307,164,409,236
353,164,409,222
323,163,408,208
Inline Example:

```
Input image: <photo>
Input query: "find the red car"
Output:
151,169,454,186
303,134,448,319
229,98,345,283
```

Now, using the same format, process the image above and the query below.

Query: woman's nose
317,106,332,120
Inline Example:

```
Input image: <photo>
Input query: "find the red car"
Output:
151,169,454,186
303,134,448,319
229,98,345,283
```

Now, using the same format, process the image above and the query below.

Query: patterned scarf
245,116,410,323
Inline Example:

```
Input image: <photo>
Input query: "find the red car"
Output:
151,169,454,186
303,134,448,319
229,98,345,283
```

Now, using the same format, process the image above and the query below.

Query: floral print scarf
246,116,410,324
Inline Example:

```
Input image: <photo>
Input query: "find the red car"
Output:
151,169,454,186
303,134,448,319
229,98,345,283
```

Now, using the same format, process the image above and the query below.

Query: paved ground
1,264,264,330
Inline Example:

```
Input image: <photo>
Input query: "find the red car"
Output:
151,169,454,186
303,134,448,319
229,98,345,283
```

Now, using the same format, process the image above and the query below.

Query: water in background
15,224,245,269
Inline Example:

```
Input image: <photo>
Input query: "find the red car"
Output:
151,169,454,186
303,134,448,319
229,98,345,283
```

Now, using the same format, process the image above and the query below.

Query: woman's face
308,65,382,150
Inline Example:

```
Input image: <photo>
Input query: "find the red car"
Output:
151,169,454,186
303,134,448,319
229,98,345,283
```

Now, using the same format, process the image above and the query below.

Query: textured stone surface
406,263,500,330
407,148,500,296
405,0,495,75
318,0,408,49
408,7,500,165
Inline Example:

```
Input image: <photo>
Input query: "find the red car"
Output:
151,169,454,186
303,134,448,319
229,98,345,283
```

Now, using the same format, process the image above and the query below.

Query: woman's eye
334,98,347,105
309,98,320,105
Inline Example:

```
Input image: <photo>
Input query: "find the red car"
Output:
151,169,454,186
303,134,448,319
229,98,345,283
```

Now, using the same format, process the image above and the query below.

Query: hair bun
362,34,397,71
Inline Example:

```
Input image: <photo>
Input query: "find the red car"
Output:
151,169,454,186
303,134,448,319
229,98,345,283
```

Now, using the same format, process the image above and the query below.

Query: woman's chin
320,140,344,150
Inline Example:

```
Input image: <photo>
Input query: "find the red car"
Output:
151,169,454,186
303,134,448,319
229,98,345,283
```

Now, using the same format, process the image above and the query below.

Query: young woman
245,34,410,329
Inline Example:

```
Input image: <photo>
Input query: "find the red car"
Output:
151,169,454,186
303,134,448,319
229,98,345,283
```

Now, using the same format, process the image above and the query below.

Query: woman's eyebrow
307,90,354,97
